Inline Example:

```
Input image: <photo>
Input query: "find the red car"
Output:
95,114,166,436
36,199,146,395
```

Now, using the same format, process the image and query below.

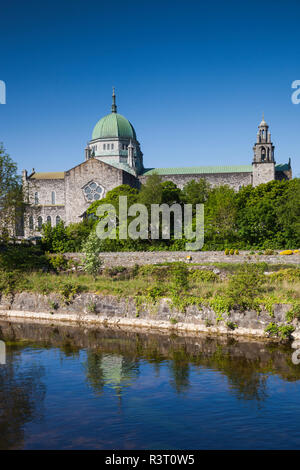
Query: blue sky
0,0,299,177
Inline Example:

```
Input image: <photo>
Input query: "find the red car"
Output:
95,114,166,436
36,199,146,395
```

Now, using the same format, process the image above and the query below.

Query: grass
0,263,299,319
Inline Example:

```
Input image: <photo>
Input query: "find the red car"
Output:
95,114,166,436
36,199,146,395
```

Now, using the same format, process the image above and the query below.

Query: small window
111,143,114,150
107,144,110,150
29,216,33,230
37,216,43,230
46,216,51,226
34,192,39,205
103,144,106,150
51,191,56,205
56,215,61,226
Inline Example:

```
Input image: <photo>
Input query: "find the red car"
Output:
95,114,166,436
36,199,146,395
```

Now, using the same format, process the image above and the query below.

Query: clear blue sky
0,0,299,177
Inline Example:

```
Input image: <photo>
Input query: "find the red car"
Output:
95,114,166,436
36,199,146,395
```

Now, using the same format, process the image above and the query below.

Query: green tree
161,181,181,204
205,185,237,247
81,231,103,277
138,173,163,206
0,143,23,241
181,178,211,205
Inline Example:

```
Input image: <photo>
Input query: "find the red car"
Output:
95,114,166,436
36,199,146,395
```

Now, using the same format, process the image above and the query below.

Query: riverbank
0,290,299,341
0,261,299,341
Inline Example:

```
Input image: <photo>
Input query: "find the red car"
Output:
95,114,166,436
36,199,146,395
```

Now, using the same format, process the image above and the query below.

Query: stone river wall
63,251,300,268
0,291,299,341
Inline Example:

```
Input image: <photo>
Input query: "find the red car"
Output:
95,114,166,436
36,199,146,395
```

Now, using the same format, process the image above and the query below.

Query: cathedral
22,90,292,237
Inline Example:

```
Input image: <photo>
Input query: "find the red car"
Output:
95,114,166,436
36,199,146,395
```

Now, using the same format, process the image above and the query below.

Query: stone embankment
0,291,299,341
64,251,300,268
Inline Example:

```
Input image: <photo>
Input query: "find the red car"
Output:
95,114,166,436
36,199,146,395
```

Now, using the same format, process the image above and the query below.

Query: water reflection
0,344,45,450
1,319,300,449
84,352,139,397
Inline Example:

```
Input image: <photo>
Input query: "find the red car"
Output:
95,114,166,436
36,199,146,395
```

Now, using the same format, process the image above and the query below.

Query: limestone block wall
25,178,65,206
139,172,252,191
24,178,66,237
252,162,275,187
64,159,124,224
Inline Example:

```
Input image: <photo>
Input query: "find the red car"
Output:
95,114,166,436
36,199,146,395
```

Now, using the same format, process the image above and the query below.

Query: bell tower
252,115,275,186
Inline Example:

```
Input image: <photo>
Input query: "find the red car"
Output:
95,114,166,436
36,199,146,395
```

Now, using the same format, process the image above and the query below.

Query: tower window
111,143,114,150
29,216,33,230
56,215,61,226
107,144,110,150
34,192,39,205
51,191,56,204
46,216,51,226
37,216,43,230
103,144,106,150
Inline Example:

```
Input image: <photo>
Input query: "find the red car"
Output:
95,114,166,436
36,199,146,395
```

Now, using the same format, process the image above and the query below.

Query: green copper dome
92,112,137,140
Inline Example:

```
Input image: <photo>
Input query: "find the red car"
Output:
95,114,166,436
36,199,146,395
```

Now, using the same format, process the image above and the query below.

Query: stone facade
139,171,253,191
21,97,293,237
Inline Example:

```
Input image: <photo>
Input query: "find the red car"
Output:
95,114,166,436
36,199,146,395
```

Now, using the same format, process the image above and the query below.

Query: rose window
83,182,104,201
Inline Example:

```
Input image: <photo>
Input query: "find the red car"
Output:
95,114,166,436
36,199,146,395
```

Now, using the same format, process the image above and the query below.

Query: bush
265,322,295,340
47,253,68,271
226,263,265,310
189,269,219,283
81,231,103,278
169,263,189,293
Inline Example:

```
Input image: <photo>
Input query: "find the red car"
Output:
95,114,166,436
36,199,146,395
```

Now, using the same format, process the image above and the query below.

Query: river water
0,319,300,450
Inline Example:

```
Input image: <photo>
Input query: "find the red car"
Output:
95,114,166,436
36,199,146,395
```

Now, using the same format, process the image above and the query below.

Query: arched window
51,191,56,204
261,147,266,162
34,192,39,205
56,215,61,226
46,216,51,226
29,216,34,230
37,216,43,230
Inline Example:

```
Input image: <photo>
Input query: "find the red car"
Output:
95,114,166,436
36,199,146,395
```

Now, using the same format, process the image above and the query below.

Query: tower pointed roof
259,113,268,127
111,87,117,113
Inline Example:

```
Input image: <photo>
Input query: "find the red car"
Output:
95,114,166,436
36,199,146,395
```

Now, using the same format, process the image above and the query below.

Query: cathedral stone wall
64,159,124,224
24,178,66,237
252,162,275,187
138,172,252,191
25,178,65,206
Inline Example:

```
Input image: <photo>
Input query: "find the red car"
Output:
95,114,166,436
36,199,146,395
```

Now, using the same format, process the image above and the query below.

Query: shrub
189,269,219,283
225,248,229,255
265,322,295,340
81,231,103,278
59,282,80,304
226,321,237,330
280,250,294,255
234,249,239,255
229,249,234,255
226,263,265,311
286,303,300,322
169,263,189,293
269,268,300,283
86,301,97,313
48,253,68,271
264,249,274,255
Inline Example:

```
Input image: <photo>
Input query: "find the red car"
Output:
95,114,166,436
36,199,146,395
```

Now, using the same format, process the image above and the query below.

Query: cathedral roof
91,90,137,141
30,172,65,179
92,112,137,140
142,165,253,175
142,163,289,176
